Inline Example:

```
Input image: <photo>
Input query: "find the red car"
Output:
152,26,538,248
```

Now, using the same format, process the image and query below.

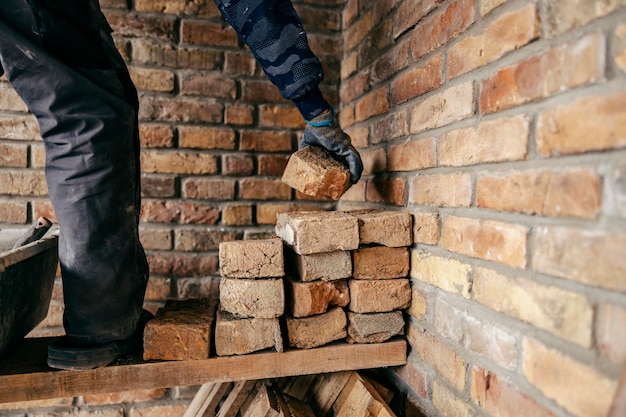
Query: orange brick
366,177,406,206
480,33,602,113
223,154,254,176
406,324,466,389
353,247,409,279
141,201,219,225
388,136,436,171
393,0,444,39
439,115,528,166
144,277,171,301
351,209,412,247
180,20,238,47
523,338,616,417
258,154,289,176
139,96,222,123
448,4,540,78
410,173,472,207
174,228,237,252
616,23,626,72
222,204,253,226
391,54,442,105
287,279,349,318
410,82,474,133
0,142,27,168
344,10,372,51
219,237,284,279
239,178,292,201
597,303,626,364
442,216,528,267
182,178,235,200
255,203,322,225
148,252,218,276
410,0,475,60
180,73,237,99
371,111,409,144
141,150,217,175
372,39,410,84
178,126,235,150
341,71,370,105
286,307,347,349
355,86,390,123
544,0,626,35
259,105,304,129
536,91,626,156
471,367,556,417
342,0,358,27
349,279,411,313
139,124,174,148
240,130,292,152
412,211,440,245
532,226,626,291
225,103,254,126
129,67,174,92
477,167,601,219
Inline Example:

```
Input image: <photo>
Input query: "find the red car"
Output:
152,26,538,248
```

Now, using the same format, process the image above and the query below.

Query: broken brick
287,278,350,317
347,311,405,344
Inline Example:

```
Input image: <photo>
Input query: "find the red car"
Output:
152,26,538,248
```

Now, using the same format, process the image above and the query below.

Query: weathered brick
223,154,254,176
410,173,472,207
0,142,27,168
523,338,616,417
256,203,323,225
240,130,293,152
393,0,444,39
0,200,27,223
141,174,176,198
372,39,410,84
341,71,371,105
0,114,39,140
344,10,372,51
410,250,471,297
285,248,352,282
0,83,27,112
439,115,529,166
480,33,603,113
410,0,475,60
406,324,466,389
180,73,237,98
349,279,411,313
129,67,175,93
219,237,284,278
258,154,289,176
178,126,235,150
140,227,173,251
214,312,283,356
139,96,222,123
442,216,528,267
180,20,238,47
355,87,390,123
83,389,167,406
174,228,237,252
182,178,235,200
408,286,428,320
351,209,412,247
143,298,217,361
338,180,366,202
275,210,359,255
391,54,442,105
365,177,406,206
393,352,428,399
222,205,253,226
448,4,540,78
30,144,45,168
104,11,177,41
176,276,220,300
220,278,284,319
477,167,601,219
370,111,409,145
139,124,175,148
239,178,292,200
412,211,440,245
225,103,254,126
241,79,284,103
481,0,505,15
410,82,474,133
616,22,626,72
471,367,557,417
224,51,256,75
286,306,347,349
536,91,626,156
0,171,47,196
347,310,404,344
597,303,626,364
144,277,171,301
609,161,626,219
141,201,219,225
435,298,518,369
544,0,626,36
287,279,349,317
533,226,626,291
281,146,352,201
259,105,304,129
148,252,218,276
432,380,472,417
388,136,436,172
360,147,387,176
135,0,217,15
353,246,409,279
141,150,217,175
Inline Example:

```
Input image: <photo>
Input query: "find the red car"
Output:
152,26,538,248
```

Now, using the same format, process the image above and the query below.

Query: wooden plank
0,338,406,403
333,372,396,417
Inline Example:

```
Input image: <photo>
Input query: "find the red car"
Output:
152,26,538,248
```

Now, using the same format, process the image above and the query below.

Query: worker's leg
0,2,148,355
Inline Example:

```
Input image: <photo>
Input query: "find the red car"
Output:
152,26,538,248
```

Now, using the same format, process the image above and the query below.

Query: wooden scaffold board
0,337,406,403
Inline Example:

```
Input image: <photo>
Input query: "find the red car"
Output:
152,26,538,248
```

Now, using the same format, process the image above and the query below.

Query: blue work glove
300,108,363,184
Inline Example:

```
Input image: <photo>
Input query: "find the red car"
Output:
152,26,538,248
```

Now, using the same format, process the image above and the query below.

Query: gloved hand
300,108,363,184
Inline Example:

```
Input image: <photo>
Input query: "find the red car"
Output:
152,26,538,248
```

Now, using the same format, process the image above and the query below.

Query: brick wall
338,0,626,416
1,0,625,416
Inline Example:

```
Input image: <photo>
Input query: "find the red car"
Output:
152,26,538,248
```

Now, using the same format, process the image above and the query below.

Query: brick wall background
0,0,625,416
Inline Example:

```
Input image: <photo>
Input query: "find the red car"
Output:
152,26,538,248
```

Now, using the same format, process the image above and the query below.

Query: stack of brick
215,237,285,356
276,210,412,349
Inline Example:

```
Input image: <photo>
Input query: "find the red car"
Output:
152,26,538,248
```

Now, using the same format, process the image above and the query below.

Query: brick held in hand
281,145,351,201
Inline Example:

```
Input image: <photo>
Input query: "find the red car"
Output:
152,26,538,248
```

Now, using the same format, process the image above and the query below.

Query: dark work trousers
0,0,148,345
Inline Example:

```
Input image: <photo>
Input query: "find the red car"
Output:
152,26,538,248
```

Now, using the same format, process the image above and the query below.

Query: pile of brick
143,209,412,360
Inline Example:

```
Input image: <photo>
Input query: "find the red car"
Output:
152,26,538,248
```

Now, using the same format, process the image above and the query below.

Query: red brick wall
339,0,626,416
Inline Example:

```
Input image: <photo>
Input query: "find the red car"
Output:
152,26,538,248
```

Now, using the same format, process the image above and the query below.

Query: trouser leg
214,0,330,120
0,3,148,344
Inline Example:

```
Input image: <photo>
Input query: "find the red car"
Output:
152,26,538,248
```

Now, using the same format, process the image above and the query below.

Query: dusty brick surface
219,278,284,319
347,310,405,343
287,279,349,318
275,211,359,255
214,311,283,356
219,237,284,278
143,298,218,361
285,248,352,282
350,210,412,247
286,307,347,349
349,279,411,313
410,173,472,207
281,146,351,201
411,250,472,297
352,246,409,279
410,82,474,133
